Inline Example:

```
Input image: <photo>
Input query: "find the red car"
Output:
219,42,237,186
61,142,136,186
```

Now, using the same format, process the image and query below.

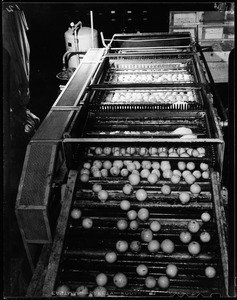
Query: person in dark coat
3,4,40,135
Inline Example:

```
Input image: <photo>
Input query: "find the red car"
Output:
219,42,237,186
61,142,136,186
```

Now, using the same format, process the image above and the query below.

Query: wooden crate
203,51,230,62
169,11,203,26
198,23,234,43
204,61,229,83
169,26,197,41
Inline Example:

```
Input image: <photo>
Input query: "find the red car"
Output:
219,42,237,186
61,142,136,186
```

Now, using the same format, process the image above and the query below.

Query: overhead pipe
90,10,94,48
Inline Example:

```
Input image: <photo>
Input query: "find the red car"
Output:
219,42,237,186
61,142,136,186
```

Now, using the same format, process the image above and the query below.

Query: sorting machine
17,33,231,297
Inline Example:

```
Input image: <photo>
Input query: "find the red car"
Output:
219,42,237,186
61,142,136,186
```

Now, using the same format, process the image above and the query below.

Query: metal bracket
63,132,71,139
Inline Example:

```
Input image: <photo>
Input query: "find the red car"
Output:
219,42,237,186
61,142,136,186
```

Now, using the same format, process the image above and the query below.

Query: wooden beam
42,170,78,297
210,171,229,296
63,137,224,144
26,244,52,297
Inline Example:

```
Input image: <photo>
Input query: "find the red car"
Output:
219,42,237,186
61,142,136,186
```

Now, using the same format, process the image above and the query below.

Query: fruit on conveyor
116,240,129,253
190,183,201,196
157,276,170,289
96,273,108,286
205,266,216,278
171,174,181,184
150,220,161,232
71,208,82,220
83,162,91,169
80,168,90,175
161,185,171,195
101,169,108,177
202,171,210,179
128,173,140,185
93,286,107,297
140,169,150,179
193,170,202,179
120,200,131,211
110,166,120,176
103,147,112,155
180,134,198,139
117,219,128,231
123,184,133,195
187,220,200,233
172,127,193,135
130,240,142,253
129,220,139,230
147,173,159,184
76,285,89,297
136,264,148,276
179,192,191,204
200,231,211,243
97,190,109,202
105,89,197,105
137,208,149,221
56,285,70,296
200,162,209,171
89,146,206,158
127,210,138,220
80,173,89,182
121,168,129,177
184,174,196,185
115,72,193,84
92,183,102,193
148,240,160,253
178,161,186,171
201,212,211,222
188,241,201,256
136,189,148,201
105,251,117,263
113,273,128,288
166,264,178,278
161,239,175,254
179,231,192,244
82,218,93,229
186,162,195,170
145,276,157,289
141,229,153,242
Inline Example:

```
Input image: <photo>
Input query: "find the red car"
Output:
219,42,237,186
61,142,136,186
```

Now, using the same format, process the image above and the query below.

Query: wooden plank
26,244,52,297
63,137,224,144
210,171,228,296
42,170,78,297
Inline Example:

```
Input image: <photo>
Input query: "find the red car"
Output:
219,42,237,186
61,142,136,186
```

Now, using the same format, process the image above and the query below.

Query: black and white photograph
2,1,236,298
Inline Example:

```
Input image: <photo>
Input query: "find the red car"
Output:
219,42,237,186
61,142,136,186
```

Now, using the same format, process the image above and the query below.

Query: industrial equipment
18,32,232,297
57,14,99,82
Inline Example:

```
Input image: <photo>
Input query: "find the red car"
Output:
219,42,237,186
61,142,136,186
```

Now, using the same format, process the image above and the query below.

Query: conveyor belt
52,157,225,297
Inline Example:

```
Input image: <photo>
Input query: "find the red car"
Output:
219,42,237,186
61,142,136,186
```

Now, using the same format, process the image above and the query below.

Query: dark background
4,1,219,120
3,1,235,297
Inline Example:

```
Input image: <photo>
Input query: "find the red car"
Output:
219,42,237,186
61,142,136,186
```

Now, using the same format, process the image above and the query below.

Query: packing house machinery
16,32,233,297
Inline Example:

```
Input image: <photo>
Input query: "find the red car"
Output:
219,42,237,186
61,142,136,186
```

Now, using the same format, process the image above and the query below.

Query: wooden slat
26,244,52,297
42,170,78,297
63,137,224,144
210,171,228,295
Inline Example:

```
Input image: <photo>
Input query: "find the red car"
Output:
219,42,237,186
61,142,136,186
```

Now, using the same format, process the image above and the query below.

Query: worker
3,4,40,135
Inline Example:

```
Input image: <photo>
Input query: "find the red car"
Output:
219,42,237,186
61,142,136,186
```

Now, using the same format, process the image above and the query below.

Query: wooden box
169,11,203,26
169,26,197,41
